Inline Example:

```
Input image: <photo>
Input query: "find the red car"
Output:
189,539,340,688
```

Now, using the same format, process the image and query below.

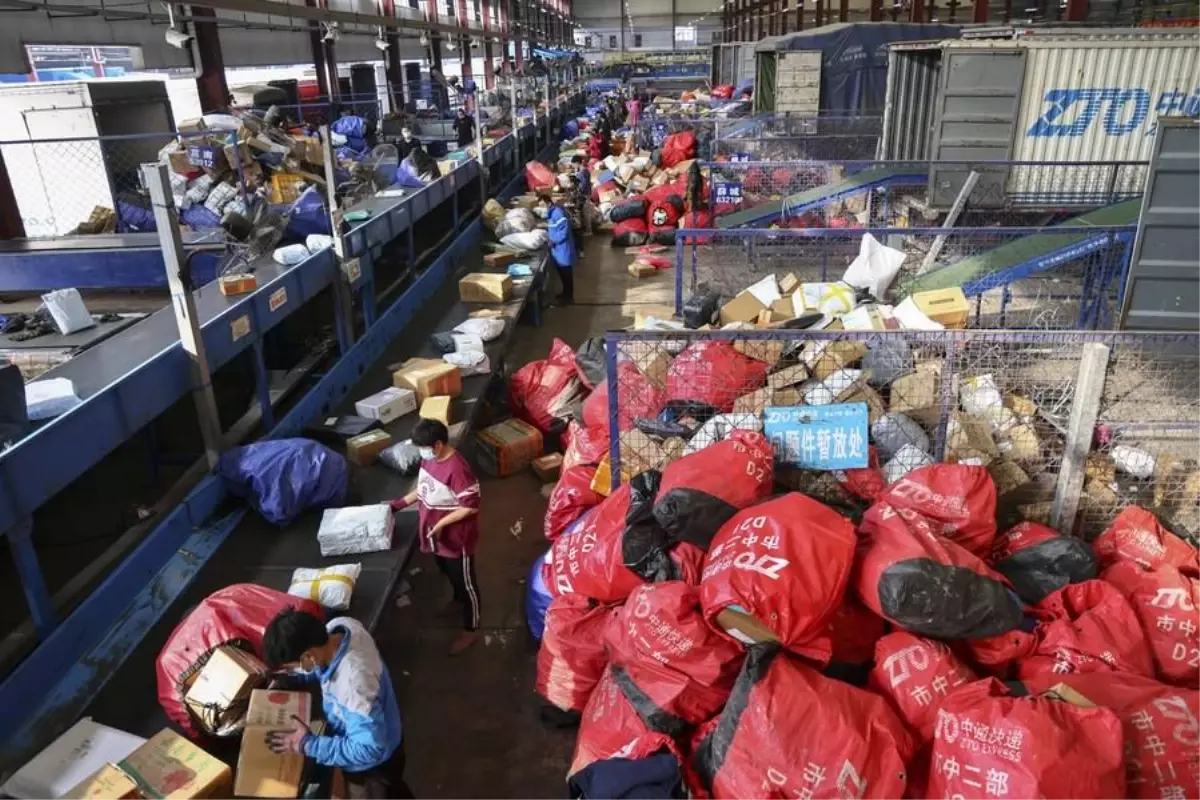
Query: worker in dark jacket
542,195,576,304
453,109,476,149
396,126,420,160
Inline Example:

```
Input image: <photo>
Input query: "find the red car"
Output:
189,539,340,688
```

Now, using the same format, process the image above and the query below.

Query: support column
973,0,989,21
870,0,883,19
909,0,925,22
483,0,496,89
306,0,330,98
780,0,789,33
796,0,803,31
0,142,26,240
1064,0,1088,20
840,0,849,20
190,6,229,112
380,0,404,112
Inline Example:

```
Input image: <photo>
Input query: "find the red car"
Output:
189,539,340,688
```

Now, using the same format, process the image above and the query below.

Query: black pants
435,553,481,631
346,739,414,799
556,266,574,301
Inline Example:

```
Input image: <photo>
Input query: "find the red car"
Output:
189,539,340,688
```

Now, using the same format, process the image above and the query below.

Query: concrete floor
373,232,677,798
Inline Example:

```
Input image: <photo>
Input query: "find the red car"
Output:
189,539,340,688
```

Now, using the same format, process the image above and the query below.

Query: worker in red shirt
390,419,482,655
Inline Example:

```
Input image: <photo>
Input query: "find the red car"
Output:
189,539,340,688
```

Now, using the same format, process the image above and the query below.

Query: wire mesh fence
711,133,882,162
673,226,1138,330
601,328,1200,540
702,159,1148,227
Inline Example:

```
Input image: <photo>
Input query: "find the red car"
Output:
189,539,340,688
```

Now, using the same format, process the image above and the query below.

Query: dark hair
412,417,449,447
571,155,583,165
263,608,329,667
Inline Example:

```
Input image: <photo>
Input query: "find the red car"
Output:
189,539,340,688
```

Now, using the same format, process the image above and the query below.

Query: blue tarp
763,23,961,114
216,438,348,526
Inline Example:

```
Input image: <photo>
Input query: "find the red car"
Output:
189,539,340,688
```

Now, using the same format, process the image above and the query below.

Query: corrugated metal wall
1012,36,1200,165
878,46,940,160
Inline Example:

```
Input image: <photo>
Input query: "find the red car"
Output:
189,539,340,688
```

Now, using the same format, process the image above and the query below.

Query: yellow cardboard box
458,273,513,303
69,729,231,799
234,690,313,798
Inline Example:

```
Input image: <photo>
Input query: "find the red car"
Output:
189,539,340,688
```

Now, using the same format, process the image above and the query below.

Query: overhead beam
181,0,507,37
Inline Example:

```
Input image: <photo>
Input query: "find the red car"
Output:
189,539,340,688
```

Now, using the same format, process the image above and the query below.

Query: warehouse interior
0,0,1196,798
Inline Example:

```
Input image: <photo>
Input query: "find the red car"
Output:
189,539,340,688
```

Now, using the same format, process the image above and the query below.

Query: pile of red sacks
529,389,1200,800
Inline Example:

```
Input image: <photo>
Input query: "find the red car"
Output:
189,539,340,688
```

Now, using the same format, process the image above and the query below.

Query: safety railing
672,226,1139,330
601,328,1200,540
711,132,881,162
702,159,1148,225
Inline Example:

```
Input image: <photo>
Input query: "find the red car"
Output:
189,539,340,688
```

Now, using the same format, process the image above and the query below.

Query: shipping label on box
346,429,393,466
355,387,417,424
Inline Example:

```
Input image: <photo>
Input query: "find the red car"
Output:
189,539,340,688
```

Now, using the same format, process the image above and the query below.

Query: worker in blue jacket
543,194,576,304
263,609,413,798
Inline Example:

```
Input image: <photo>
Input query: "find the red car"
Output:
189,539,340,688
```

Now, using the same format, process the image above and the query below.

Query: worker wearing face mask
396,125,420,160
389,418,482,655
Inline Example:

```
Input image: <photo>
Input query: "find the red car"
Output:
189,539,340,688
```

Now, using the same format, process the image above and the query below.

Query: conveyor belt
716,165,927,229
77,245,549,745
903,200,1143,295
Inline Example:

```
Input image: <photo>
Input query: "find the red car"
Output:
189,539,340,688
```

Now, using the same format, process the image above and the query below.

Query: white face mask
402,131,412,141
418,446,436,460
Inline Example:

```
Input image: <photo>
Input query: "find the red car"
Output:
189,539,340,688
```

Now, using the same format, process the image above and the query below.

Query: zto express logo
651,207,670,226
1027,87,1200,138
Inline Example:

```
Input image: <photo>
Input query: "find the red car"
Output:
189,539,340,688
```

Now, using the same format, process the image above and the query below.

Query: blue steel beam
0,134,566,774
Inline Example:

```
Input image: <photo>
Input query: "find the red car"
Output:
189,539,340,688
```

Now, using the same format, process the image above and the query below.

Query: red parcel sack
544,466,603,542
509,338,584,434
855,501,1024,640
1092,506,1199,576
156,584,322,738
605,582,745,729
700,493,857,664
873,464,997,558
665,341,769,414
536,593,618,714
1103,560,1199,688
563,419,609,470
659,131,697,169
569,665,683,781
652,430,774,550
990,521,1099,604
689,647,915,799
927,679,1126,800
869,631,977,741
525,160,556,190
582,360,666,433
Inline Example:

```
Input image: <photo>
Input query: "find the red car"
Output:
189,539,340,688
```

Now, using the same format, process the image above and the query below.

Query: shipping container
0,80,175,237
879,29,1200,207
753,23,961,115
710,42,757,90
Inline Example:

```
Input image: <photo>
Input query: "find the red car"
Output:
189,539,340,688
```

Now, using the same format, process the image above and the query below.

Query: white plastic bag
872,413,929,460
1112,444,1156,479
893,296,945,330
843,232,906,300
745,274,782,308
799,282,855,316
204,181,238,215
41,289,95,335
305,234,335,252
883,444,934,484
288,563,362,610
273,244,310,266
454,317,505,342
25,378,81,420
500,230,548,251
317,504,394,556
444,349,490,375
684,413,762,455
821,368,862,399
959,374,1004,417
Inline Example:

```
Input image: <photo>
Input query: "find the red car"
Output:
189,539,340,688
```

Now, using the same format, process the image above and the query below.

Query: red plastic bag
545,466,603,542
743,167,768,193
835,446,887,502
873,464,997,558
526,161,556,190
1093,506,1199,576
959,627,1038,675
568,665,682,780
1021,671,1200,800
647,199,681,229
537,594,618,714
582,361,666,433
665,341,770,413
689,647,915,800
855,501,1023,640
510,338,585,434
711,84,734,100
660,131,697,169
156,584,322,738
701,492,856,664
682,209,711,228
869,632,977,741
828,598,887,666
606,582,745,728
1017,579,1154,681
563,420,609,471
927,679,1125,800
1103,561,1199,688
612,217,649,247
990,521,1099,603
653,430,774,550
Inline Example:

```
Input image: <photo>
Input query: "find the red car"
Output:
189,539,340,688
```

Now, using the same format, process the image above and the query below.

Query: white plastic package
273,244,310,266
185,174,215,206
501,230,549,251
26,378,81,421
449,333,484,353
200,113,240,131
454,317,505,342
1111,444,1156,479
799,378,835,406
684,413,763,455
444,349,490,375
799,282,856,316
959,374,1004,417
288,563,362,610
306,234,335,252
872,413,930,460
317,504,394,557
1,718,145,800
744,274,782,308
893,296,945,330
843,232,906,300
41,288,95,335
204,181,238,215
883,444,935,484
821,368,862,399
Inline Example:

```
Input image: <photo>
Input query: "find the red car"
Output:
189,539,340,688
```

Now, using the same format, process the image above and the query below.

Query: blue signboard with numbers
187,144,219,169
713,181,743,206
763,403,869,470
730,152,752,162
652,122,668,147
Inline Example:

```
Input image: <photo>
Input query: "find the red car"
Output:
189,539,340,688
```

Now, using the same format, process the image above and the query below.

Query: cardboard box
184,646,267,736
714,607,779,646
806,340,868,381
628,260,658,278
948,412,999,465
354,387,417,424
392,358,462,403
476,419,543,477
235,690,312,799
1041,682,1096,708
1001,423,1041,465
988,460,1031,497
733,338,785,366
778,273,799,295
222,142,253,172
732,387,775,415
532,453,563,482
218,273,257,296
912,287,970,329
590,454,630,497
890,367,940,417
69,729,231,799
459,273,513,303
168,149,194,175
482,251,520,269
767,364,808,391
419,395,452,426
770,294,796,321
346,429,393,466
634,305,677,329
835,379,885,425
619,429,665,474
719,291,768,326
659,437,685,466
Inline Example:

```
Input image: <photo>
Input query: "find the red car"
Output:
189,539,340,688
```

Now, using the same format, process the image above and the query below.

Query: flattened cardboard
70,730,231,800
